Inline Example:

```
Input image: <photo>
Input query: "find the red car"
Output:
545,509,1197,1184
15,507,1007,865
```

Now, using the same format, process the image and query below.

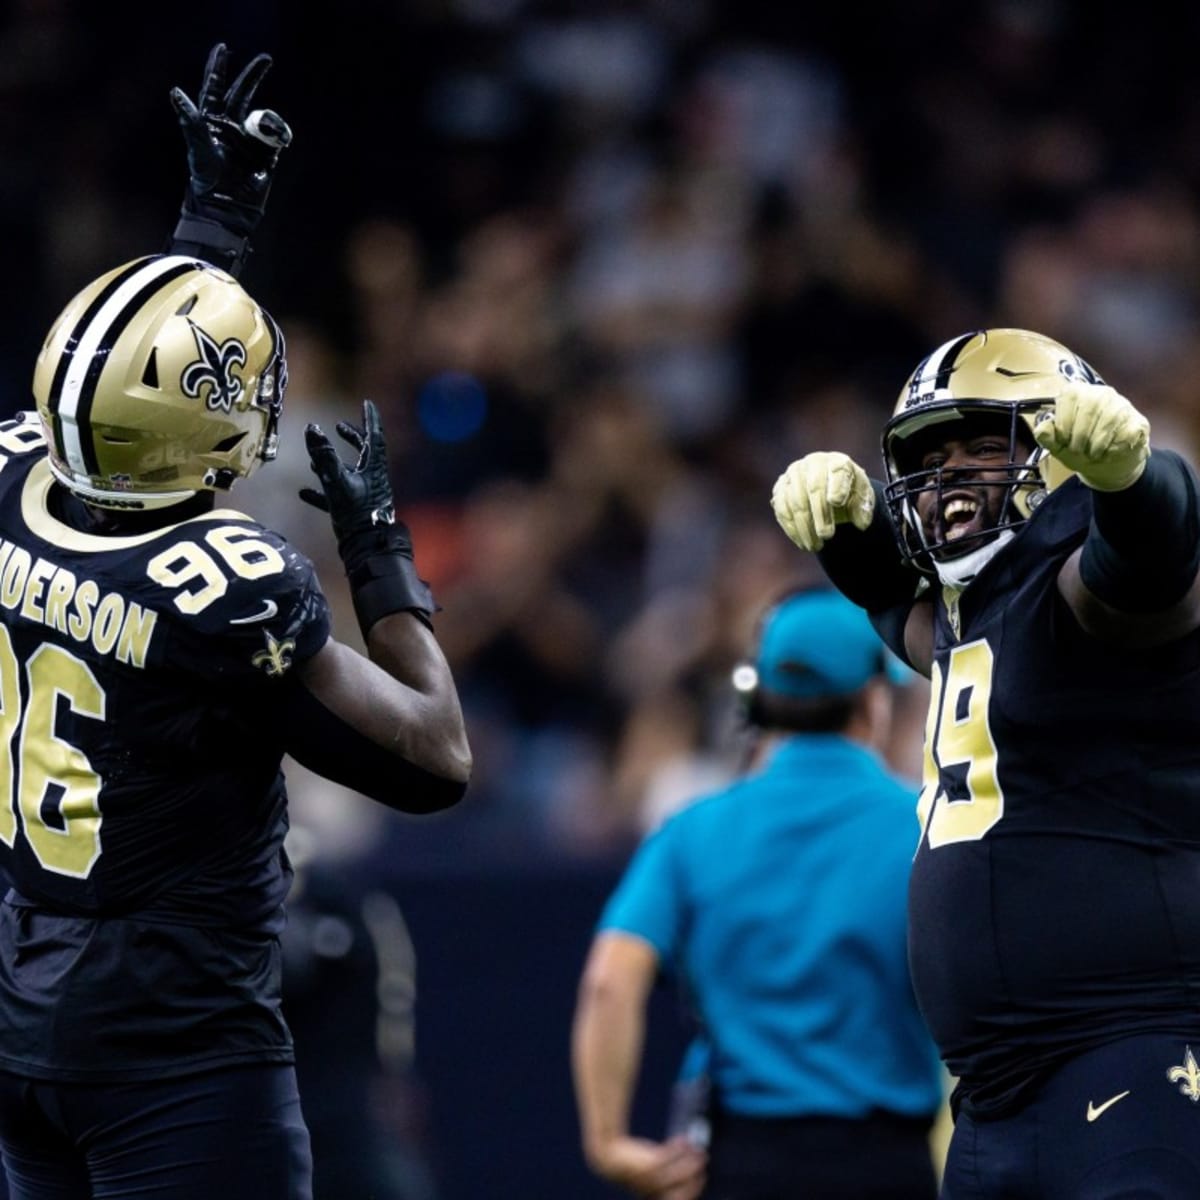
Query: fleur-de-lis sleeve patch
252,630,296,677
1168,1046,1200,1102
181,322,248,413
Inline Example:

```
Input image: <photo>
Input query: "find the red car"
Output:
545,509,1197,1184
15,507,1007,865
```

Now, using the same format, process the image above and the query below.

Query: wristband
338,523,436,635
349,553,436,635
168,214,249,276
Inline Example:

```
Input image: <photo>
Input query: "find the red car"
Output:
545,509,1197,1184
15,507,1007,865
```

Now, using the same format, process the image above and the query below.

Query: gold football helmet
33,255,286,509
881,328,1103,578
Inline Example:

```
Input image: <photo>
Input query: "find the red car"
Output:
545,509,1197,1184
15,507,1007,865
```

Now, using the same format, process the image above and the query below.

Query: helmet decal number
181,322,248,413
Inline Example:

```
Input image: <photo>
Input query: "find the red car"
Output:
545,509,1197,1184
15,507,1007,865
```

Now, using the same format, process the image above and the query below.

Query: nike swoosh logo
230,599,279,625
1086,1090,1130,1122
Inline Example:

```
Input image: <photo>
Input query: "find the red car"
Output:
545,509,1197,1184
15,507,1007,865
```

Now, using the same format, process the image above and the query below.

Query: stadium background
1,1,1198,1195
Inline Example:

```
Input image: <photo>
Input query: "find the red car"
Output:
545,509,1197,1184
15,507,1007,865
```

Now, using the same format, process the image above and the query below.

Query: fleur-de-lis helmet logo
181,321,248,413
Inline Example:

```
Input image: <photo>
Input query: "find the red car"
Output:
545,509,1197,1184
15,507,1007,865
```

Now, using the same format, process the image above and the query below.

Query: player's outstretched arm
772,452,929,668
167,41,293,276
572,932,707,1200
286,400,471,811
1037,382,1200,642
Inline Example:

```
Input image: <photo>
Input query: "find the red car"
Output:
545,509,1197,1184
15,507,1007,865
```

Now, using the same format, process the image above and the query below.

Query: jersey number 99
917,639,1004,848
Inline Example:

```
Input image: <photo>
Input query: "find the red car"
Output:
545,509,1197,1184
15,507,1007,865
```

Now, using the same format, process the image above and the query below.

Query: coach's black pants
702,1108,938,1200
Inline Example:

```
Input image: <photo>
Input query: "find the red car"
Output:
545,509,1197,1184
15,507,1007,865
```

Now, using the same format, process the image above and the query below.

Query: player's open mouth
940,495,982,541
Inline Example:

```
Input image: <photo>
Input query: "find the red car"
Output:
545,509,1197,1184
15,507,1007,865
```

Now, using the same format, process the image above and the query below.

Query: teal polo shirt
599,734,943,1119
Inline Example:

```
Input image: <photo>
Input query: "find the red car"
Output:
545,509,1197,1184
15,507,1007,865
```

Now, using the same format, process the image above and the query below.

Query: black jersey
0,416,331,1081
897,478,1200,1119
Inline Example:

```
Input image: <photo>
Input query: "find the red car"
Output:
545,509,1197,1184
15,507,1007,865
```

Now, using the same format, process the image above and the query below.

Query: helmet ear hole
212,432,247,453
141,349,159,389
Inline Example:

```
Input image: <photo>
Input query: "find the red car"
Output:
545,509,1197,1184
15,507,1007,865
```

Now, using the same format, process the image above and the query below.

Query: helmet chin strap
934,529,1016,588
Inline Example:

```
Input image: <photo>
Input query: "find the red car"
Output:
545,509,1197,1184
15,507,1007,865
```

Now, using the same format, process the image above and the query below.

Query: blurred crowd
4,0,1200,872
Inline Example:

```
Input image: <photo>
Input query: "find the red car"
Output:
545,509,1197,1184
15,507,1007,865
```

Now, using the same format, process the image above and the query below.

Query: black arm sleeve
817,481,925,614
817,482,927,667
1080,449,1200,612
279,682,467,815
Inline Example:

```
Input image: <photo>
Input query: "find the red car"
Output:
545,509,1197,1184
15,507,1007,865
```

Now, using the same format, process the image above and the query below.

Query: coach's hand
588,1133,707,1200
772,451,875,552
171,41,292,238
1033,383,1150,492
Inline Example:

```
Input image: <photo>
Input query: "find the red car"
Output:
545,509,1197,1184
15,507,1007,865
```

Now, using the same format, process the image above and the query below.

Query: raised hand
772,451,876,552
300,400,397,546
1032,383,1150,492
171,42,293,240
300,401,434,632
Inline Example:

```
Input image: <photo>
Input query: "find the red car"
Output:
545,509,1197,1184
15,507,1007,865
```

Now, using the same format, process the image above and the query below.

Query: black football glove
300,400,398,546
300,400,435,633
168,42,293,274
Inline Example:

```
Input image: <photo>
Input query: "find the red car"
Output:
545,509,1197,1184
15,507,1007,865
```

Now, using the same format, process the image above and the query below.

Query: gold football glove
771,452,875,552
1032,383,1150,492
